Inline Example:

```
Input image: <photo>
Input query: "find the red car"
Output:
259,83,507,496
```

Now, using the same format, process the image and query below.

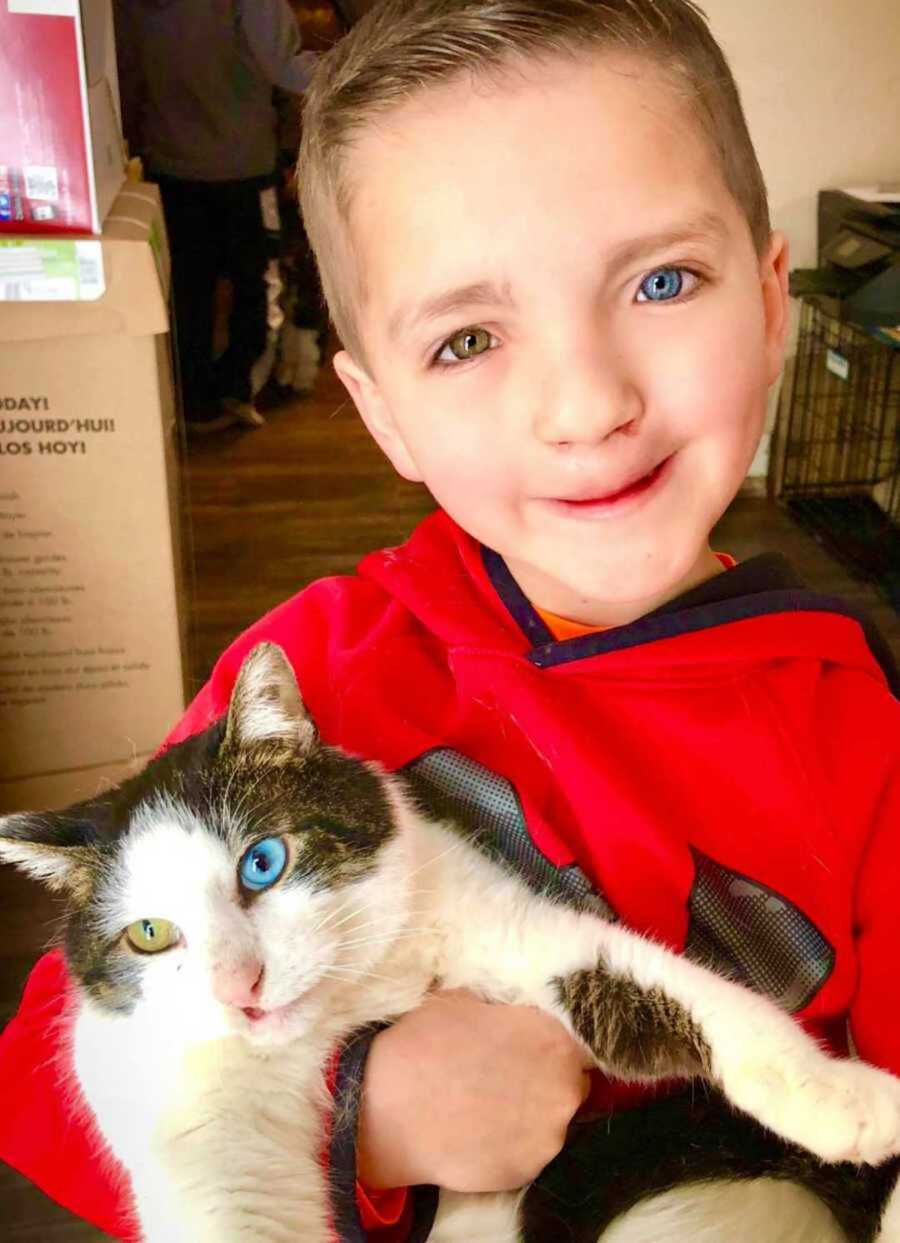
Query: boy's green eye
125,918,180,954
441,326,492,363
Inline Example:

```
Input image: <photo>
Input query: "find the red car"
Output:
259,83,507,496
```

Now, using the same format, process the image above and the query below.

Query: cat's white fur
58,775,900,1242
879,1181,900,1241
600,1179,850,1243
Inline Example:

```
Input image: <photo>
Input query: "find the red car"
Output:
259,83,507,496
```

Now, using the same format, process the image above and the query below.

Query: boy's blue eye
637,267,685,303
239,837,287,892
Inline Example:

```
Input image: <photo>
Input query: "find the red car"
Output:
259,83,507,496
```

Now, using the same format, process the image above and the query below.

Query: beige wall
703,1,900,472
706,0,900,267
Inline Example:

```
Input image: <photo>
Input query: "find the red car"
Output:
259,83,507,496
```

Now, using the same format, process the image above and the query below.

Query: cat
2,640,899,1243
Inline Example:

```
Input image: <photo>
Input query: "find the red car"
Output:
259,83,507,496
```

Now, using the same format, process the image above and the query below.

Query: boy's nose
212,958,265,1008
531,352,642,447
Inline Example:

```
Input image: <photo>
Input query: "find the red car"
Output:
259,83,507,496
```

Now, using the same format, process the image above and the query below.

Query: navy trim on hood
481,546,556,647
329,1025,440,1243
529,588,891,672
480,548,899,693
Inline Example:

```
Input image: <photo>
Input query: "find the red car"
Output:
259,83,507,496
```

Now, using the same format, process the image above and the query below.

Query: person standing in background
114,0,318,434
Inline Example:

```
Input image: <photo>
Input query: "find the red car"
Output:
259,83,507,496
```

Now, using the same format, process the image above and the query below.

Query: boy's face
335,52,790,624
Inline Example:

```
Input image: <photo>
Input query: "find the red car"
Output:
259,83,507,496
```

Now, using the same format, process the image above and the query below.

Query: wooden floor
1,354,897,1239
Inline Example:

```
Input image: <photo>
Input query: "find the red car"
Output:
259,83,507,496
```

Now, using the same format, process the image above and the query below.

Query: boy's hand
357,988,591,1193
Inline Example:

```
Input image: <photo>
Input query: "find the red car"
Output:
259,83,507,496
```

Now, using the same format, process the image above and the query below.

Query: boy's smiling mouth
545,454,674,517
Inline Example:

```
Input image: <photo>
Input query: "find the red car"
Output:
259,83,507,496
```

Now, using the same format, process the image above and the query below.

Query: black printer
790,188,900,328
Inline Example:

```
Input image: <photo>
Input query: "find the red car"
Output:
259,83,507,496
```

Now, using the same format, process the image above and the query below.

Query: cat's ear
224,642,316,752
0,811,97,897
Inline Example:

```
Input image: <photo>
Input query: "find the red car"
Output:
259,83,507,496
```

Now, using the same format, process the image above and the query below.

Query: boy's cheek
640,352,752,439
671,309,769,417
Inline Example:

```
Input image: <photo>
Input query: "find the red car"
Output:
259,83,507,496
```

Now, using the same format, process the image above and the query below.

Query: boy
1,1,898,1240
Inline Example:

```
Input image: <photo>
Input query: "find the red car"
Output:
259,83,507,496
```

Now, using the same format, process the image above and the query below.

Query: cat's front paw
725,1052,900,1164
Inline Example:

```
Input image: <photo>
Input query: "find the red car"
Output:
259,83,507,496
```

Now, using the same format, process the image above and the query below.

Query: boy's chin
520,542,713,623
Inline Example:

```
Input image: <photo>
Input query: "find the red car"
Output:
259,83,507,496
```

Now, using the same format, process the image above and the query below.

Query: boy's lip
544,454,673,514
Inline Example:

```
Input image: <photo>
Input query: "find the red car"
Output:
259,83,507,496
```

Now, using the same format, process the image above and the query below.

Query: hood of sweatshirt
358,510,897,693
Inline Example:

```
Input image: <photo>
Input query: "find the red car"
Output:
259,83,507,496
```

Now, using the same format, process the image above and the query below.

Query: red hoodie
1,510,898,1241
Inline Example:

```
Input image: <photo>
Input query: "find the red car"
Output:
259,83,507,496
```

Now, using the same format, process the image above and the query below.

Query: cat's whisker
335,929,433,951
323,912,406,937
314,884,445,939
39,906,70,951
222,770,267,835
328,919,436,948
323,964,382,974
404,839,464,879
320,957,398,974
319,964,395,984
217,763,241,830
220,762,271,830
309,907,361,940
311,884,378,931
338,924,434,938
312,899,372,936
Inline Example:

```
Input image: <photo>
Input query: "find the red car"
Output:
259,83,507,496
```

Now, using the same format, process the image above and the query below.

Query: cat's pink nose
213,959,265,1009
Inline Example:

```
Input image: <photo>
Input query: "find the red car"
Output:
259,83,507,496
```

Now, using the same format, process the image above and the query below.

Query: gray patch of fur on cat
556,965,712,1080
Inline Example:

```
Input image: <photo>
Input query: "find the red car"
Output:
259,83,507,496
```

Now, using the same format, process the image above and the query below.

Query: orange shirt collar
535,553,737,641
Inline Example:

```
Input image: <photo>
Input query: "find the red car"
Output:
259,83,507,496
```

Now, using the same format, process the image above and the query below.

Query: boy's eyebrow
388,213,729,338
604,212,731,274
388,279,515,338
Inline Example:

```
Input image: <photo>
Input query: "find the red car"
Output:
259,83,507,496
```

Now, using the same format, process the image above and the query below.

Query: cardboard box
0,0,126,235
0,183,188,814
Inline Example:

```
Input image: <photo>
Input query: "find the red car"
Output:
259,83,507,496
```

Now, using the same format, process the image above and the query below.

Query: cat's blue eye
239,837,287,892
636,267,691,303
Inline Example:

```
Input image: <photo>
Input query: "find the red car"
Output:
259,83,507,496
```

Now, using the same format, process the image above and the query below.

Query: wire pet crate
772,300,900,610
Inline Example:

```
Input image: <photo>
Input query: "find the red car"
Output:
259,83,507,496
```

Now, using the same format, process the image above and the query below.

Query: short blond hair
299,0,770,361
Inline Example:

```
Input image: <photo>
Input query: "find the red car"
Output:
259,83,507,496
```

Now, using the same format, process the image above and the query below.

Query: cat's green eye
124,918,180,954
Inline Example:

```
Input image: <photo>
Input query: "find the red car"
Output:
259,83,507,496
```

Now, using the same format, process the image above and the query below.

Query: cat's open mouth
242,1000,297,1025
239,985,322,1033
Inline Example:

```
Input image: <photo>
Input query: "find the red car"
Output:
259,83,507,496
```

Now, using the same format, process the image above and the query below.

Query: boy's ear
333,350,423,483
0,811,97,897
760,230,791,385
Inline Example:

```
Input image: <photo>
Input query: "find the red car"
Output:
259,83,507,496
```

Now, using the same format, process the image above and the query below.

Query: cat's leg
153,1035,333,1243
77,1008,340,1241
72,1004,198,1243
598,1180,848,1243
548,935,900,1166
127,1160,197,1243
74,1027,273,1243
430,1190,524,1243
877,1176,900,1242
431,830,900,1166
